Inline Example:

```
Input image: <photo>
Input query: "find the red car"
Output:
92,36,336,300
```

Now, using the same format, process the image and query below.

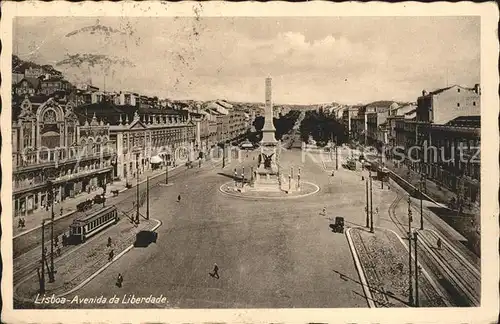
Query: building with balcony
12,95,115,217
75,101,195,181
393,84,481,205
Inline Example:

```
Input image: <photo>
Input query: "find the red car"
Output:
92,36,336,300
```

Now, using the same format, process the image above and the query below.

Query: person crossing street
209,263,220,279
177,194,181,203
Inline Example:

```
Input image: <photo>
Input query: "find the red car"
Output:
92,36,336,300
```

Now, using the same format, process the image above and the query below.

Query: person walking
107,237,112,247
116,273,123,287
437,238,442,250
177,194,181,203
108,249,114,262
210,263,220,279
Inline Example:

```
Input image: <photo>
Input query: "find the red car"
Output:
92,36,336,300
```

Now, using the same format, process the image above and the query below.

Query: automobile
134,230,158,247
93,194,105,204
330,217,345,233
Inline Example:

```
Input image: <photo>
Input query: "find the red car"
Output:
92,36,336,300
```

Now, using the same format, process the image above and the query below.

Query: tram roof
71,204,116,225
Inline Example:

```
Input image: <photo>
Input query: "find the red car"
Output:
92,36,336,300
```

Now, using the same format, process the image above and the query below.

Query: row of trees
299,110,347,146
249,110,302,143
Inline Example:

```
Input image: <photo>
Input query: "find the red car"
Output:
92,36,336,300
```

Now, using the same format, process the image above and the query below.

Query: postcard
1,1,498,323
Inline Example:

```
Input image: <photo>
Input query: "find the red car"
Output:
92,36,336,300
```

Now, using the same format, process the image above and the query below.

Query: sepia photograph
1,2,498,323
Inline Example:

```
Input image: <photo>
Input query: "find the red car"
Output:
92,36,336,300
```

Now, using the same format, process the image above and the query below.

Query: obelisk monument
252,77,281,191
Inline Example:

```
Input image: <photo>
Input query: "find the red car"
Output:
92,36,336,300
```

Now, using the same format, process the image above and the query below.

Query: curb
218,181,320,200
13,167,179,239
345,227,376,308
56,218,162,298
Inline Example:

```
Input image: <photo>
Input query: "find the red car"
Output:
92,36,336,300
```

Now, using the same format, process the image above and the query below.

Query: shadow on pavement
332,269,410,307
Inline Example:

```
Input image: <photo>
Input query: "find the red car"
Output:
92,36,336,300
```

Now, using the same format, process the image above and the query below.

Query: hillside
12,55,63,78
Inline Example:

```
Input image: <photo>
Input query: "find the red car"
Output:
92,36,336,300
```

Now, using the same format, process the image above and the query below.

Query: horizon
13,17,479,105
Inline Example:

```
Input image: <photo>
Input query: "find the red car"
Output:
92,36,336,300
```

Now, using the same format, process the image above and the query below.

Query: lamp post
102,174,107,207
39,218,50,293
419,175,424,230
165,160,169,184
369,172,374,233
365,178,369,228
146,176,150,220
47,181,55,283
408,196,414,306
414,231,419,307
136,165,140,224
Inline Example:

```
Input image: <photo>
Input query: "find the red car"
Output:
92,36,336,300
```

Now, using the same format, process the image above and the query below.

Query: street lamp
407,196,414,306
46,180,55,283
39,217,52,294
419,175,424,230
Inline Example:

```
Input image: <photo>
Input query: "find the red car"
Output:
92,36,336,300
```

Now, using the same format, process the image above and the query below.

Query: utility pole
103,174,107,207
165,163,169,184
369,171,374,233
420,176,424,230
222,144,226,168
48,182,55,283
408,196,414,306
40,219,46,293
414,231,419,307
136,168,140,224
146,176,150,220
365,179,369,228
336,146,339,170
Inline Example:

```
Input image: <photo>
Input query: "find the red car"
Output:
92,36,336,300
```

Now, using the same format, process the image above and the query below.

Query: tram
68,205,118,243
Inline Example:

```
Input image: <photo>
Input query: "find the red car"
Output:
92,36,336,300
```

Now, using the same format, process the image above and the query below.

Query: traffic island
348,227,448,307
14,218,161,308
219,181,319,200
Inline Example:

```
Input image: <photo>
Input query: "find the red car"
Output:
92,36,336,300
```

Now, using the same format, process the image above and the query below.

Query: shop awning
150,155,163,164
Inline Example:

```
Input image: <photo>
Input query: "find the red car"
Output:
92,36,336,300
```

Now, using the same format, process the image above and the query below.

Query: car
134,230,158,247
329,217,345,233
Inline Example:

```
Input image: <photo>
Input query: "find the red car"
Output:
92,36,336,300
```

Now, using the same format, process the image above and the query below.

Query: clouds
13,17,480,104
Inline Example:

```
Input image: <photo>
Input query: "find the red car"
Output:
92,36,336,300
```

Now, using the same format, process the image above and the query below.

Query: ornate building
12,95,115,217
75,101,196,181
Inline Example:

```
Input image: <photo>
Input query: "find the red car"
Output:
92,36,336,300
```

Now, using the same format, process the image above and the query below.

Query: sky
13,16,480,105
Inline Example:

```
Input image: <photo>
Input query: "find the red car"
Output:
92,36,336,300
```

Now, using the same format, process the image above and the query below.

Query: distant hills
12,54,63,78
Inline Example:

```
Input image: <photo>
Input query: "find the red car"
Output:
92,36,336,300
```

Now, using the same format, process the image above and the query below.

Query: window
457,88,460,93
473,101,476,106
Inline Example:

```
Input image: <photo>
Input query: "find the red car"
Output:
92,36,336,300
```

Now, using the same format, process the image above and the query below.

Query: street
60,149,379,308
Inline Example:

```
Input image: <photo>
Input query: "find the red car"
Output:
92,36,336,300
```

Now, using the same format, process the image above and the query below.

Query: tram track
13,165,204,285
386,193,480,307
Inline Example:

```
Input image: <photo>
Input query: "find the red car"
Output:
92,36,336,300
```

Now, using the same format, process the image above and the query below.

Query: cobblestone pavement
349,227,447,308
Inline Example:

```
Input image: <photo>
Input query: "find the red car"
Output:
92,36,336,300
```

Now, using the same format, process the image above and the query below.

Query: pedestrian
331,170,335,177
361,176,365,181
116,273,123,287
210,263,220,279
43,247,48,256
62,233,67,246
54,236,59,246
107,236,112,247
322,207,326,215
56,246,61,257
375,207,379,215
177,194,181,203
108,249,114,262
437,238,442,250
18,218,23,228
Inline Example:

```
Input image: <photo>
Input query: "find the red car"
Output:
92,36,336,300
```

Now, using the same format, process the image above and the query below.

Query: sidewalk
13,166,177,238
15,217,160,302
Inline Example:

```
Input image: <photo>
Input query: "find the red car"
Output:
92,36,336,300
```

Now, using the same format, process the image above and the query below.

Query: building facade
12,96,115,217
